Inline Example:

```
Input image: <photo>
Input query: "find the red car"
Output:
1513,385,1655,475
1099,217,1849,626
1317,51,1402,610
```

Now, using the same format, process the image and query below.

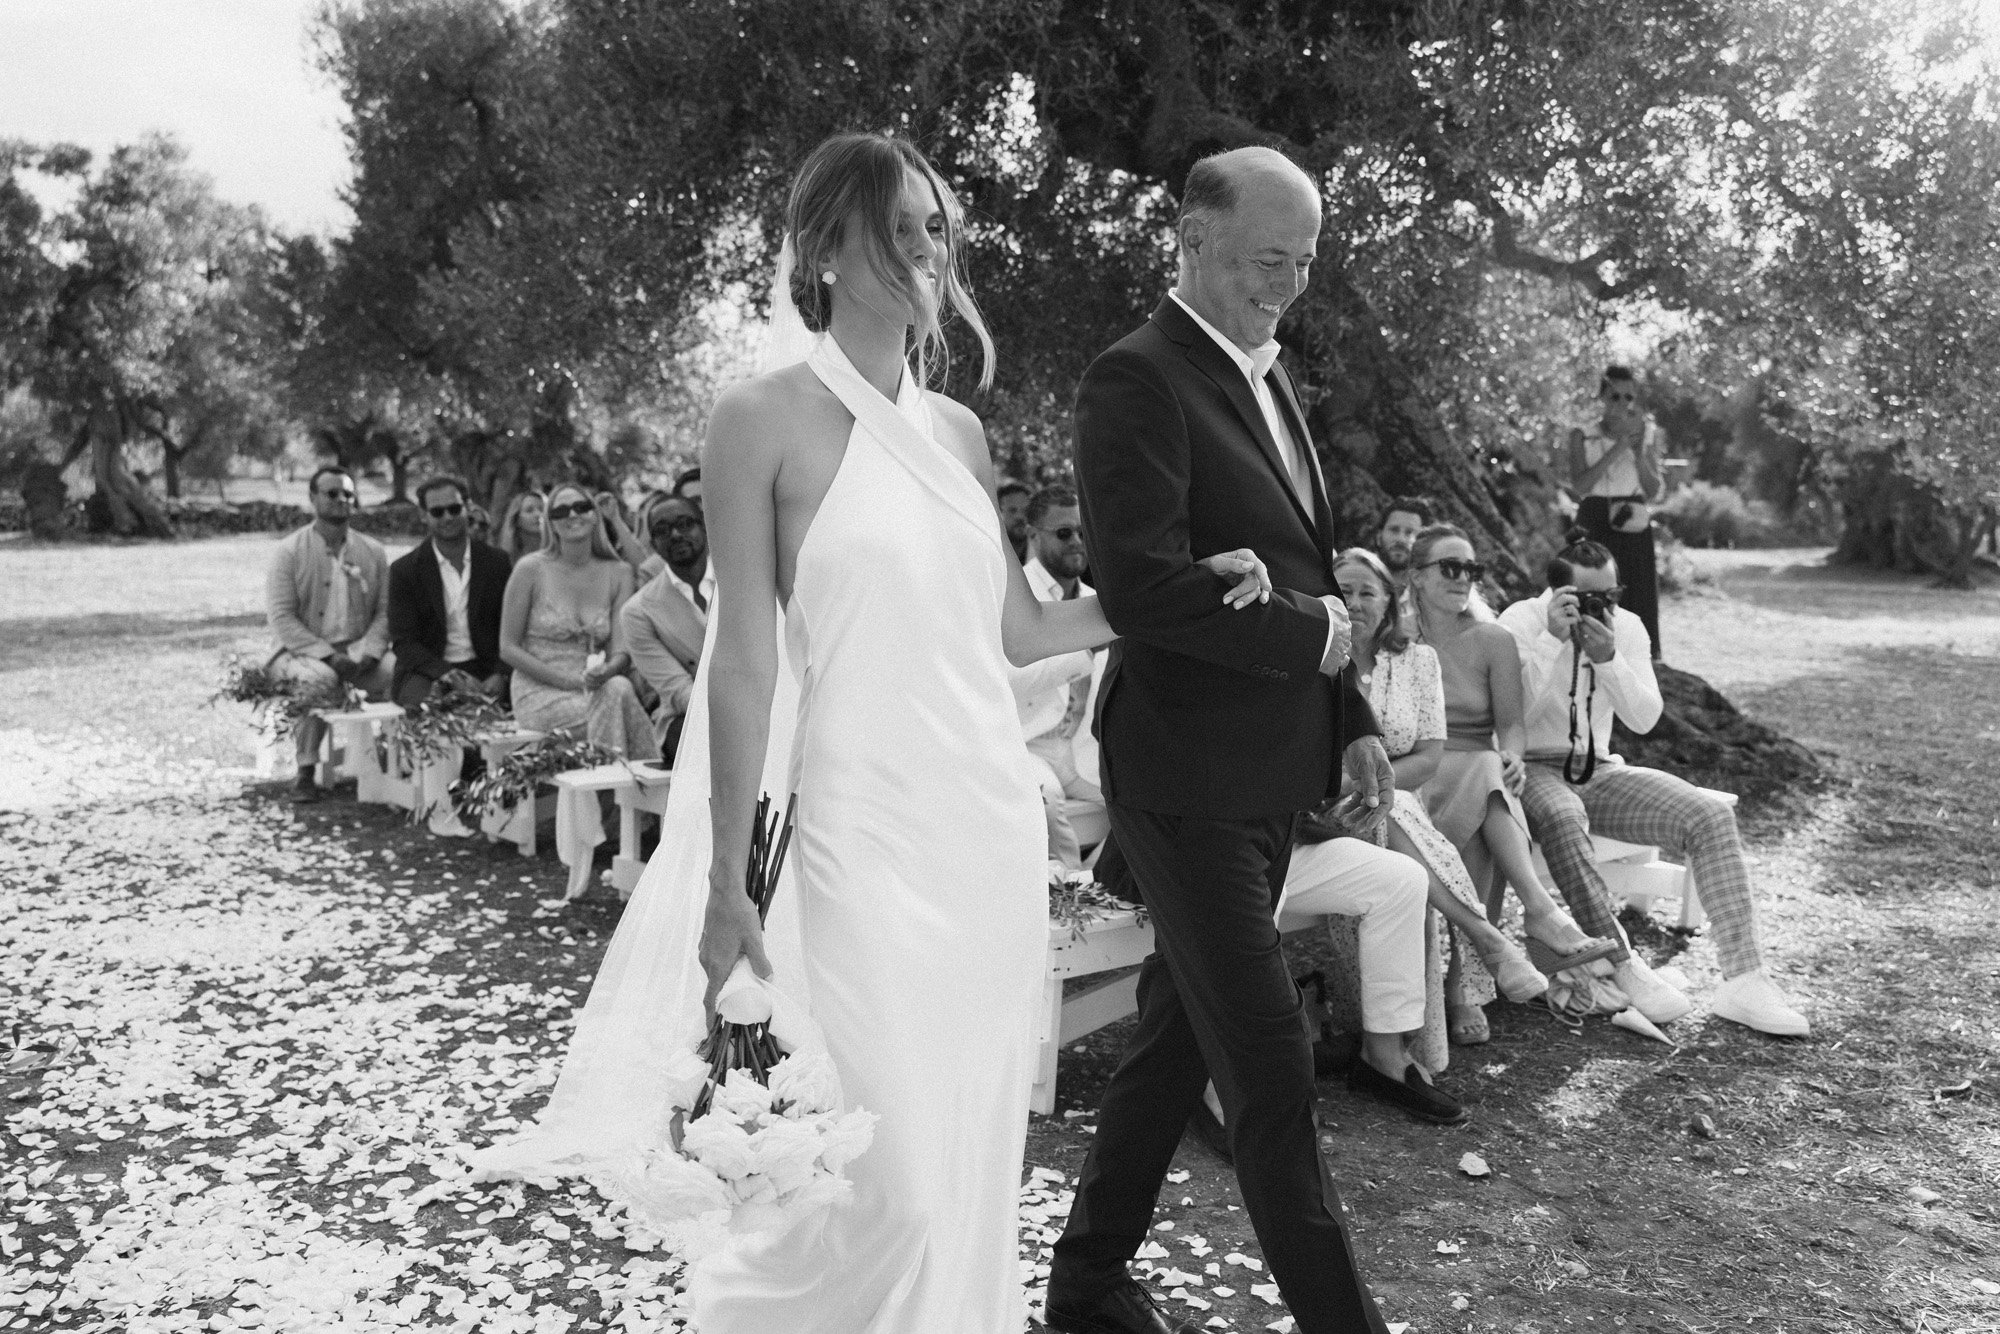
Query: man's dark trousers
1052,803,1389,1334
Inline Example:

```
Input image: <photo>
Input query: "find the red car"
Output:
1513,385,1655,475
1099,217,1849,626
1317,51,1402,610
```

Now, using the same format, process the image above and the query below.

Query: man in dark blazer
1046,149,1412,1334
388,475,512,709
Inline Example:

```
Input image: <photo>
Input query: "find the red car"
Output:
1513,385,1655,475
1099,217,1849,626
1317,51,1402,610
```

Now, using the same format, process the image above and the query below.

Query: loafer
1346,1059,1469,1125
1712,969,1810,1037
1045,1278,1202,1334
291,773,324,804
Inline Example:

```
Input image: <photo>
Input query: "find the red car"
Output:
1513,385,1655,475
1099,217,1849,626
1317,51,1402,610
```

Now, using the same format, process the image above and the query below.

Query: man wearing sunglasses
621,495,713,760
1496,536,1810,1037
265,465,395,801
1008,484,1104,869
387,476,514,833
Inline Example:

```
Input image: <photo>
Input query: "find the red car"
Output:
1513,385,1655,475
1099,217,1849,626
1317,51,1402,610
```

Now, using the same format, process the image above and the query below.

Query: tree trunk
86,408,175,538
161,443,185,499
388,449,410,503
1932,504,1998,590
1296,266,1565,597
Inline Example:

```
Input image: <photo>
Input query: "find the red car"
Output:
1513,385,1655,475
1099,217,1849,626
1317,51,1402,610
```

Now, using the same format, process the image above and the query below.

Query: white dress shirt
1168,289,1340,668
1496,590,1662,764
638,553,717,613
1012,556,1102,787
1169,290,1311,501
434,542,474,664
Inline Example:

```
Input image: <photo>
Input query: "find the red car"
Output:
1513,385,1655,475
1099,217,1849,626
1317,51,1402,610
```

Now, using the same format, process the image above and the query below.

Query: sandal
1525,934,1621,977
1448,1003,1490,1046
1474,938,1550,1003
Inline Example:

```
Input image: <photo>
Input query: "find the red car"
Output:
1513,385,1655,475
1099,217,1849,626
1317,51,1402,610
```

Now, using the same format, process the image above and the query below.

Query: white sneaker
427,806,476,839
1712,969,1811,1037
1612,956,1693,1025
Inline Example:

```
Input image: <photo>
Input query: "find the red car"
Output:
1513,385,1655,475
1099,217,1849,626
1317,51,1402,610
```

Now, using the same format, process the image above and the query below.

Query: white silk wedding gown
468,337,1047,1334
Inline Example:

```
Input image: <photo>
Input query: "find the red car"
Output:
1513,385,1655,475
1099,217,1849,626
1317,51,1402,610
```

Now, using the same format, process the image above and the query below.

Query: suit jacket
620,567,706,730
266,524,392,663
387,538,512,700
1074,296,1379,819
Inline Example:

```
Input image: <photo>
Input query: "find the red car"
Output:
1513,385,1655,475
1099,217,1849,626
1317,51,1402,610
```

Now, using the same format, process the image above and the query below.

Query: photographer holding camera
1495,533,1811,1038
1562,365,1665,658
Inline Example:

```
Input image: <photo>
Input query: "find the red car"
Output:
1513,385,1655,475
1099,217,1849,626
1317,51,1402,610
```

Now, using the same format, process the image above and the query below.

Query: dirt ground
2,537,1997,1333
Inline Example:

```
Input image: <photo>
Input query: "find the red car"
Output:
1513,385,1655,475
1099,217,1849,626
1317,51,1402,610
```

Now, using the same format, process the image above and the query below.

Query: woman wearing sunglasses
497,481,662,764
1407,524,1617,986
1313,547,1549,1052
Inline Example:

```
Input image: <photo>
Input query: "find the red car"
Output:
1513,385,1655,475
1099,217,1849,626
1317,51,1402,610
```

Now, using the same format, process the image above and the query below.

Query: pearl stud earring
821,270,837,285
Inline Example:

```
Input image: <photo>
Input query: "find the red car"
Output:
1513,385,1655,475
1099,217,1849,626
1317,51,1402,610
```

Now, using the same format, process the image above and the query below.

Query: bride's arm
698,385,781,1008
930,396,1269,666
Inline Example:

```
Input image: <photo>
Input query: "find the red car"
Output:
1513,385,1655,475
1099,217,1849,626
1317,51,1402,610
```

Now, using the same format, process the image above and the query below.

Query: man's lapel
1270,361,1333,557
1153,298,1317,540
417,538,447,622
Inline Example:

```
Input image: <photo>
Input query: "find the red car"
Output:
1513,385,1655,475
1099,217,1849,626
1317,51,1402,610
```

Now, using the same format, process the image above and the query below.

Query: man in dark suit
388,476,512,836
1046,148,1411,1334
390,475,512,709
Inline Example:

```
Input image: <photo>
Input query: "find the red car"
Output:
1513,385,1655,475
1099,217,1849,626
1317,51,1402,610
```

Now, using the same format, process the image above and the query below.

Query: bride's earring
821,270,837,285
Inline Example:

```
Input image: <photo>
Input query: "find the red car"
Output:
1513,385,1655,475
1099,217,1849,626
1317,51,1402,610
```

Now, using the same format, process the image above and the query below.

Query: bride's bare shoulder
709,365,840,450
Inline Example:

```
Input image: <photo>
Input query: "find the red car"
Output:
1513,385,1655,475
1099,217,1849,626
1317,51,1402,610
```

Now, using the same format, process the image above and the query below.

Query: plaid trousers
1518,761,1763,978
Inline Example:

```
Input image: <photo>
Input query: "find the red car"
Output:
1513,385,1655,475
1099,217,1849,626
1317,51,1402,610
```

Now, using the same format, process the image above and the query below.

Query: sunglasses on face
320,488,357,502
547,501,596,521
1419,558,1486,582
652,516,704,535
426,502,465,518
1038,525,1085,543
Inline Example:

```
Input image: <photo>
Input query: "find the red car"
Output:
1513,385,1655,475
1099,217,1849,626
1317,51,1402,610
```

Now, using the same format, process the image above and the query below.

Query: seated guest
1373,494,1433,590
266,466,394,802
996,476,1032,564
500,482,661,763
620,494,712,759
1274,830,1463,1123
1320,548,1548,1055
466,501,494,545
496,491,546,562
1406,524,1618,970
1497,534,1810,1035
1008,485,1102,869
388,475,512,836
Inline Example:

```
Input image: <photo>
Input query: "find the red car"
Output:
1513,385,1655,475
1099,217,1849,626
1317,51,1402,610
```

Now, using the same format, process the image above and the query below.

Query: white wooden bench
318,703,414,809
549,761,672,901
474,731,554,855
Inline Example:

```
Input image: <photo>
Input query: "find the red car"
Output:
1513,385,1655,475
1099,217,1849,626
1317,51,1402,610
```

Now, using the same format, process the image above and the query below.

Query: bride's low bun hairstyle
785,133,996,391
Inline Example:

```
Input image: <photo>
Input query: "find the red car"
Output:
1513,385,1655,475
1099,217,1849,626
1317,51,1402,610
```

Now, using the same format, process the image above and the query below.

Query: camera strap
1564,645,1599,786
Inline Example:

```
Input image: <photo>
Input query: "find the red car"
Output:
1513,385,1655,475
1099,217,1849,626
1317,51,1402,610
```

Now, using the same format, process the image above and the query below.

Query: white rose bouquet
628,793,877,1235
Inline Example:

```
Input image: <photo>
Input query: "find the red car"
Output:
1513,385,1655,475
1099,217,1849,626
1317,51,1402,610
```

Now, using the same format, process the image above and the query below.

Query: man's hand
1340,734,1395,838
1318,595,1353,676
441,668,482,696
479,672,508,698
350,656,379,681
1577,613,1616,664
327,652,359,682
1545,586,1580,640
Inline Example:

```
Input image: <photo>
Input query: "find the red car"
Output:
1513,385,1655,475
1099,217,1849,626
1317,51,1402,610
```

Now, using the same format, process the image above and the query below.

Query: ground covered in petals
3,537,1998,1333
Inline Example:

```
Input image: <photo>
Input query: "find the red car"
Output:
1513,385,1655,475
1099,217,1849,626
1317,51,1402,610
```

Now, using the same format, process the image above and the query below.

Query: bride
467,132,1273,1333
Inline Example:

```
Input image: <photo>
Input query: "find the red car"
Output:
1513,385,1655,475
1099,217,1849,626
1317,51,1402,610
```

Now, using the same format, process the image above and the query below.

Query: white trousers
1027,733,1102,870
1276,837,1428,1034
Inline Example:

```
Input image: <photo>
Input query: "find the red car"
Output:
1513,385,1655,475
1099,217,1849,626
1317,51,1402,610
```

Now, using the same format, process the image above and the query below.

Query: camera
1575,590,1617,623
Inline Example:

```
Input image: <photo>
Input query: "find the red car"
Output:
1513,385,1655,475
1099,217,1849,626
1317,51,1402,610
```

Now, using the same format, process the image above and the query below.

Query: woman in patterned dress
1332,548,1548,1049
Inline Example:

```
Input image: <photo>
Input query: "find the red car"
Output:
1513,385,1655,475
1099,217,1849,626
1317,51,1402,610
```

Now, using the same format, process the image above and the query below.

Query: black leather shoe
1185,1097,1232,1165
1346,1059,1468,1125
1045,1278,1201,1334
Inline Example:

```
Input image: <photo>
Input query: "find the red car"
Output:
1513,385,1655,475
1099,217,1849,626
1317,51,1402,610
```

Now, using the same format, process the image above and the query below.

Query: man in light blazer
621,495,711,760
265,465,394,801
